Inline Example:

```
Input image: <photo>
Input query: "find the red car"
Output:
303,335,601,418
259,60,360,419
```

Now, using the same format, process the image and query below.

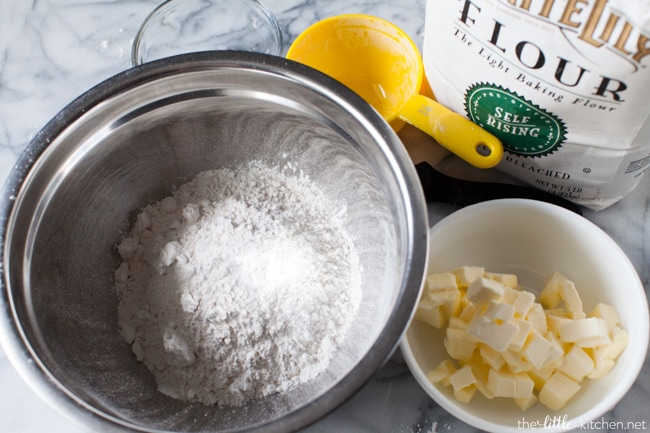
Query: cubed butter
450,266,485,287
502,350,533,373
425,272,458,292
467,277,505,306
485,300,515,321
454,384,478,403
426,359,457,386
557,346,594,382
487,369,517,398
526,303,548,334
420,267,627,412
415,300,448,329
464,353,493,400
528,365,555,391
508,318,533,352
559,317,611,347
556,273,585,318
424,287,458,306
449,365,476,391
545,310,573,335
443,289,462,319
485,272,518,288
514,372,535,399
448,317,468,329
503,287,536,317
539,371,581,411
587,349,616,379
542,332,565,369
539,275,562,309
594,327,628,360
444,327,477,361
520,331,554,369
514,394,538,411
479,344,506,371
475,379,495,400
458,303,478,322
467,315,518,352
589,303,621,333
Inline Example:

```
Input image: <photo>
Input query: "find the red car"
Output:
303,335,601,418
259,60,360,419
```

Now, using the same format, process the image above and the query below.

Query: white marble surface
0,0,648,432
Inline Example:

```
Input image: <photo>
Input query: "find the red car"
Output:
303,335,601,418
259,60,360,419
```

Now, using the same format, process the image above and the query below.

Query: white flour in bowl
113,161,362,406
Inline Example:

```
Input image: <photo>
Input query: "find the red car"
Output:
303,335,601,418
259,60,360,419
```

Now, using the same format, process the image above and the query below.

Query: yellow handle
399,94,503,169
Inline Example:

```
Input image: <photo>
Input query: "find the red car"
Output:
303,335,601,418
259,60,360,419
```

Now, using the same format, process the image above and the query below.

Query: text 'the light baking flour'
424,0,650,209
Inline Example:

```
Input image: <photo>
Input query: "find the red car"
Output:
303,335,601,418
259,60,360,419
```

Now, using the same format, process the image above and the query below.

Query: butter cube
526,303,548,334
545,310,573,335
528,365,555,391
520,331,554,369
589,303,621,333
479,344,506,371
514,394,538,411
508,318,533,352
502,350,533,373
445,327,477,361
475,380,495,400
485,272,518,288
425,272,458,292
556,274,584,318
465,352,494,400
557,346,594,382
426,359,457,386
448,317,468,329
415,298,448,329
487,369,517,398
458,303,478,322
467,315,518,352
559,317,611,347
588,349,616,379
449,365,476,391
514,372,535,399
450,266,485,287
541,272,585,317
465,351,491,376
595,327,628,360
503,287,536,317
423,287,458,307
539,371,581,411
539,275,562,309
485,300,515,321
454,384,478,403
443,289,462,319
542,332,565,368
459,290,469,311
467,277,505,305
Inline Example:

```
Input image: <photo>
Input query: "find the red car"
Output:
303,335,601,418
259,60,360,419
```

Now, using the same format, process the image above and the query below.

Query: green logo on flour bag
464,83,567,157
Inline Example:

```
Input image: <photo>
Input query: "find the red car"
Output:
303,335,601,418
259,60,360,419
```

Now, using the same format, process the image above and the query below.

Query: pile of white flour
113,162,362,406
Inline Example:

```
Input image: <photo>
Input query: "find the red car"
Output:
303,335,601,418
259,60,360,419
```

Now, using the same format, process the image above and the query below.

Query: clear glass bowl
132,0,283,65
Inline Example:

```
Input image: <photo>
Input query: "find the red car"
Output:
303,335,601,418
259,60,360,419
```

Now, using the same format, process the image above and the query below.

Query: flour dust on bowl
0,52,428,433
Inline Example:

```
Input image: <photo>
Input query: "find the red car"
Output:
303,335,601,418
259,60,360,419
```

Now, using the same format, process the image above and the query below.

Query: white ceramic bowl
401,199,648,433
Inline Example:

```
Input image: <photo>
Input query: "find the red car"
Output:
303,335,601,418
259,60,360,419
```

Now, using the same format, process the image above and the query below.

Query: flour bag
423,0,650,209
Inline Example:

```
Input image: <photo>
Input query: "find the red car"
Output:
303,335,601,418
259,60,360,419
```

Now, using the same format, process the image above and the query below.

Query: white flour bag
424,0,650,209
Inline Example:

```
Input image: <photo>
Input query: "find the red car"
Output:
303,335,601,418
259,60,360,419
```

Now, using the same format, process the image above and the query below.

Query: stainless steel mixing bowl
0,52,428,432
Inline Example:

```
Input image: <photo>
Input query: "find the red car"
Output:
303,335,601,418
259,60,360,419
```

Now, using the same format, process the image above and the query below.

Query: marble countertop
0,0,648,432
